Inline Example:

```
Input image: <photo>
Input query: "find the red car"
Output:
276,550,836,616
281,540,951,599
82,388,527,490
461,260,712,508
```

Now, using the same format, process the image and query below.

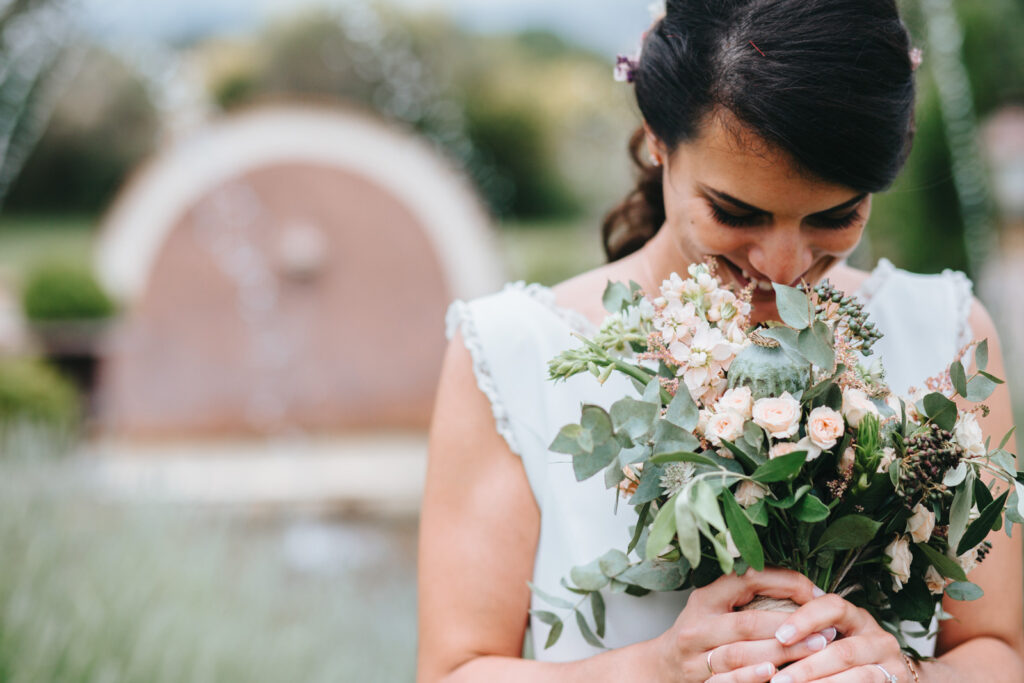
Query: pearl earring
650,154,661,167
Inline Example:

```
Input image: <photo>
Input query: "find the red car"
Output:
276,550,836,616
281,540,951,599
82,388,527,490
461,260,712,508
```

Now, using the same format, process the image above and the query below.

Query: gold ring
706,648,718,676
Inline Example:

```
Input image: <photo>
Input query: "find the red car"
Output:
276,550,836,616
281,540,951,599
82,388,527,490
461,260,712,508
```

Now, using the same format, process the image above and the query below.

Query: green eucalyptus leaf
643,377,662,404
773,283,811,330
766,484,812,509
793,494,831,523
609,578,629,594
957,491,1010,556
649,451,718,467
570,559,610,591
945,581,984,601
611,397,659,441
916,543,967,582
630,463,666,505
719,438,762,474
710,531,735,574
602,280,633,314
575,610,605,648
604,459,626,489
692,480,727,532
743,420,765,452
815,515,881,551
590,591,606,638
665,385,699,431
950,361,968,397
922,393,957,432
531,610,560,626
751,450,808,483
966,375,998,403
645,496,679,561
943,462,968,488
598,550,630,578
948,481,973,552
618,559,686,591
722,489,765,570
550,424,586,455
798,321,835,370
652,420,701,456
674,500,702,568
543,618,564,649
975,340,989,372
999,426,1016,451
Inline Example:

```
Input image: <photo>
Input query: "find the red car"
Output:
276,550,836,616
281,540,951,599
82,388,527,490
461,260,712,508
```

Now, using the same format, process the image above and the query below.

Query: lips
717,257,807,295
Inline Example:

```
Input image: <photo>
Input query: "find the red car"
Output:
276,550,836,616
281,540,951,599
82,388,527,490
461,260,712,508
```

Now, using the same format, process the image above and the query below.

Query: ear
643,122,666,166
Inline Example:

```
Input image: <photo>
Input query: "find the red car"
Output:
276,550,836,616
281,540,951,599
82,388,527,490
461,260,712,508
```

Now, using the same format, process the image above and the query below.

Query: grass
0,430,418,683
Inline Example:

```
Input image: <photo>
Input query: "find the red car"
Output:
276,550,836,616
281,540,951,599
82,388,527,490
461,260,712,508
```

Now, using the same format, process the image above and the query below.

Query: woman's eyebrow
700,184,867,214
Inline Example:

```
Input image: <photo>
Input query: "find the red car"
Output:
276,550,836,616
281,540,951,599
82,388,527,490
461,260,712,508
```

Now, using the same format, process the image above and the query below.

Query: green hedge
0,357,80,429
21,261,115,321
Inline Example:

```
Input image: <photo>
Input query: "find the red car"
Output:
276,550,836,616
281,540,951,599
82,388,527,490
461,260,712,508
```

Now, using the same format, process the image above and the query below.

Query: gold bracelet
902,654,921,683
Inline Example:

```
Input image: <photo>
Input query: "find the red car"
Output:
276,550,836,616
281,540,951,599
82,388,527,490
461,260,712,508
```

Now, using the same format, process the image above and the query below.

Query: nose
746,225,814,286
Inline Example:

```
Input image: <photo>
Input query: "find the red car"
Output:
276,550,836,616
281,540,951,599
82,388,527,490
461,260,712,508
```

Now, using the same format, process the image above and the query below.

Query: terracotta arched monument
94,104,503,438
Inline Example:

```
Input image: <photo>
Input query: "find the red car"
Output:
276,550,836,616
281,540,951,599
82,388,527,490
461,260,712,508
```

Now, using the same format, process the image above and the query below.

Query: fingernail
803,634,827,652
775,624,797,644
770,674,793,683
812,586,825,598
756,662,775,677
822,626,837,642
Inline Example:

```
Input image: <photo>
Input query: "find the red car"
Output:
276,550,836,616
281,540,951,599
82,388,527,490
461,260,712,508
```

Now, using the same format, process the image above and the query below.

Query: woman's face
646,113,870,324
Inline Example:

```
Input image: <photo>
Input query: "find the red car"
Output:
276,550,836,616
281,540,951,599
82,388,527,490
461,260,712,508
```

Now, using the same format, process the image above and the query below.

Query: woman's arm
416,333,659,682
923,299,1024,682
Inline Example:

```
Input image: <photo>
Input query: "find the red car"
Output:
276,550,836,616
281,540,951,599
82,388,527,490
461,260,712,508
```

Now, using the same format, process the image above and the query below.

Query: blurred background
0,0,1021,680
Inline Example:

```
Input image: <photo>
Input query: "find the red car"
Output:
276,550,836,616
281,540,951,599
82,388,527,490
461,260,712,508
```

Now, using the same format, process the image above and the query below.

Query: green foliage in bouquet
534,264,1020,658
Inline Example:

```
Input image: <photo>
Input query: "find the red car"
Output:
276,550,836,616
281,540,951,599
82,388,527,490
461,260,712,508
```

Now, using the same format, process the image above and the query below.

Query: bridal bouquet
532,261,1021,656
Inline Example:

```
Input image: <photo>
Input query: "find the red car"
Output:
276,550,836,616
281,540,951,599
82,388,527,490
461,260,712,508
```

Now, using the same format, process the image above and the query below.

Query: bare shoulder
550,258,637,326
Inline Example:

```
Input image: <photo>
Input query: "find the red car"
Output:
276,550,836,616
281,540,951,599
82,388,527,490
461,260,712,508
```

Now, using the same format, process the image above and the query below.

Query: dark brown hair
602,0,917,261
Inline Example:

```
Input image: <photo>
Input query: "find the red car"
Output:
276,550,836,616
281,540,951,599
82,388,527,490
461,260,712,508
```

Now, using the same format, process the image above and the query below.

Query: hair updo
602,0,917,261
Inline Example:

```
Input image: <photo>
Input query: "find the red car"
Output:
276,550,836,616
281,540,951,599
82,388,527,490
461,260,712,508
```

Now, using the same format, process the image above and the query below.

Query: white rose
954,412,986,458
752,392,802,440
877,447,896,474
885,535,913,592
925,565,946,595
807,406,845,450
717,386,754,421
838,446,856,473
842,388,880,428
735,480,767,507
906,504,936,543
706,410,745,446
770,440,800,459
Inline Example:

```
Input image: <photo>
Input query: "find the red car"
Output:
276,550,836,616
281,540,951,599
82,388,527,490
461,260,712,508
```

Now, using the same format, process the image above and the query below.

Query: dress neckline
509,257,896,335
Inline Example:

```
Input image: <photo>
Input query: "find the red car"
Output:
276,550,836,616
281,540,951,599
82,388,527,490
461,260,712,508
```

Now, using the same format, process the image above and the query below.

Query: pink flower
752,392,801,440
769,440,800,459
706,410,745,446
716,387,753,421
807,406,845,450
841,388,879,428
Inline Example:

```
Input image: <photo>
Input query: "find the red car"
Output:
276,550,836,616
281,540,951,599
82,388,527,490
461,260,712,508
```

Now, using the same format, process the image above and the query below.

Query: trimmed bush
21,261,115,321
0,357,80,429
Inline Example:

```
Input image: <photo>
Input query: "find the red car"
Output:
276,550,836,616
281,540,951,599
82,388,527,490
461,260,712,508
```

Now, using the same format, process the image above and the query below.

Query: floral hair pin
613,2,664,83
910,47,923,72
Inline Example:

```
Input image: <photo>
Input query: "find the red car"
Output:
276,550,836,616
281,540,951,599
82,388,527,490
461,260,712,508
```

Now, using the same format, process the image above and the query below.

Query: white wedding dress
445,257,974,662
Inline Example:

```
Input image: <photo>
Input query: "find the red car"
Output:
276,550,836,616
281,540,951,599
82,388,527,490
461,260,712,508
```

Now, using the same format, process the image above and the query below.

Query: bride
418,1,1023,681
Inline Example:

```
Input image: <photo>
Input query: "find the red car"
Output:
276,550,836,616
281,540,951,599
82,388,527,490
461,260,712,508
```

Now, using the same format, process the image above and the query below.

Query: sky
76,0,652,56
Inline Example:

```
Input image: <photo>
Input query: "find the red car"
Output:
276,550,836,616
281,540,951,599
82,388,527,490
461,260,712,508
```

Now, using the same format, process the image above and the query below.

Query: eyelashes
707,201,862,231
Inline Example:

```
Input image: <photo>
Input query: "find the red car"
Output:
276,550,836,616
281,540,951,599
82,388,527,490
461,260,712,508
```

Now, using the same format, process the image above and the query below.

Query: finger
691,568,824,613
697,611,792,648
795,664,901,683
709,661,777,683
711,632,831,673
764,635,897,683
772,594,872,647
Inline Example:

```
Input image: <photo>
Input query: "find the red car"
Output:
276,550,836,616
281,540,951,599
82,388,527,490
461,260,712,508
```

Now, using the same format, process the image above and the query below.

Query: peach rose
752,392,801,440
770,440,800,459
807,406,845,450
885,535,913,592
906,503,936,543
716,386,753,421
925,565,946,595
706,410,745,446
735,480,767,507
842,388,880,428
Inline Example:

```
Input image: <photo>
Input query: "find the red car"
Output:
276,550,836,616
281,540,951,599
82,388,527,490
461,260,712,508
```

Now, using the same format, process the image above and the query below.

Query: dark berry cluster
812,279,883,355
898,423,964,507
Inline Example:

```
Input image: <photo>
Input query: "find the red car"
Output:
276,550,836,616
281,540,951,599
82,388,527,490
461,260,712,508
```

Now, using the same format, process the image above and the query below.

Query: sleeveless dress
445,257,974,662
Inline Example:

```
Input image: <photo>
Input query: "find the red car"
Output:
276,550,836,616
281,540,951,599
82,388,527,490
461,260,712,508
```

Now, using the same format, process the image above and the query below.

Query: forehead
675,111,863,213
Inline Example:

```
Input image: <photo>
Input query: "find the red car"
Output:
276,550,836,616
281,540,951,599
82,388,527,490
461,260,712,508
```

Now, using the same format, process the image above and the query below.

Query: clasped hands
646,568,912,683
